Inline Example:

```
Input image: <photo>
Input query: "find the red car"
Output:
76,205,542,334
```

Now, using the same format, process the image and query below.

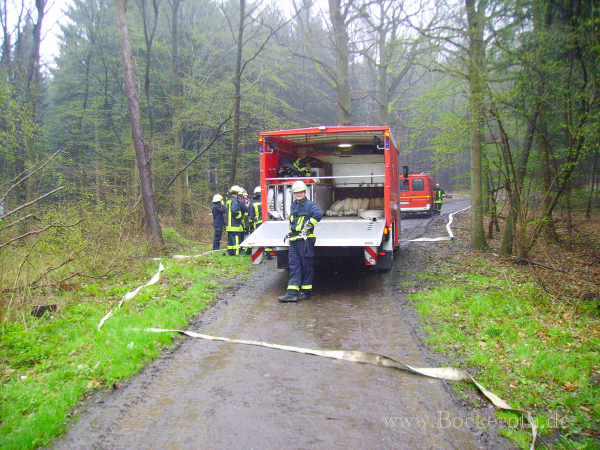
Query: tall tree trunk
328,0,352,125
530,0,556,243
377,2,388,126
586,145,598,218
229,0,245,187
141,0,160,146
565,179,572,250
11,0,46,230
538,120,556,241
115,0,166,252
466,0,487,249
170,0,183,222
500,193,514,255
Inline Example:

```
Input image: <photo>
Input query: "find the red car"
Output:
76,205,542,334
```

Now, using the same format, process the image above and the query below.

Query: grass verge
408,247,600,449
0,250,251,450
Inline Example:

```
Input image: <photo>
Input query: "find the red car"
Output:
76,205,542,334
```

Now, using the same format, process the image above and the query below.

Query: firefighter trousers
227,231,244,256
287,237,315,292
213,227,223,250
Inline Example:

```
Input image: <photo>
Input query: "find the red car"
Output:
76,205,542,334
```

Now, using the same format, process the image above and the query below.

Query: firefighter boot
278,290,299,302
297,290,312,301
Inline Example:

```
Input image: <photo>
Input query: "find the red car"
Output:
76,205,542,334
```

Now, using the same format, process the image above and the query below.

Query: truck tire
276,251,290,270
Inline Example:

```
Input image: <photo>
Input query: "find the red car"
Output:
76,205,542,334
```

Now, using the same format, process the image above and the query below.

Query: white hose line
151,249,228,260
146,327,537,450
97,263,164,331
406,206,472,242
99,250,229,330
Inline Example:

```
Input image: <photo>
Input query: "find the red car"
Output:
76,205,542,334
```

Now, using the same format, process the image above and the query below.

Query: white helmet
291,180,308,193
229,185,241,194
212,194,223,202
240,188,247,196
253,186,261,194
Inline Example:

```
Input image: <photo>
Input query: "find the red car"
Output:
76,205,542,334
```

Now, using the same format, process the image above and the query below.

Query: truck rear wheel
276,251,289,270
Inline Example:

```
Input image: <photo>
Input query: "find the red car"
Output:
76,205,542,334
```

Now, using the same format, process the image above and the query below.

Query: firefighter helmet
253,186,261,195
229,185,241,194
212,194,223,202
291,180,308,193
239,188,247,196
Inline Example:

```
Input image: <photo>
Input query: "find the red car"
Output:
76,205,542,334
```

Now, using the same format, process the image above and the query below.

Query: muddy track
49,198,515,450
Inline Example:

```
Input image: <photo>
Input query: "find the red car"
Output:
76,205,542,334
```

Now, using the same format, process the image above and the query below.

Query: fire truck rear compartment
266,152,386,220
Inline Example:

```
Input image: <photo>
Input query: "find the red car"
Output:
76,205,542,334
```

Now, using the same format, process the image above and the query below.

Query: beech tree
115,0,166,251
464,0,487,249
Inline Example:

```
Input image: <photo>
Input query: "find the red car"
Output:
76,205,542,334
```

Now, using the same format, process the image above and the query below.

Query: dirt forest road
51,198,510,450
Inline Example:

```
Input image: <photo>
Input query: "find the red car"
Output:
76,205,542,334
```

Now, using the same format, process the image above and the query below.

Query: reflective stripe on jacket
249,197,262,230
293,158,311,176
434,188,446,203
226,196,247,232
289,198,323,241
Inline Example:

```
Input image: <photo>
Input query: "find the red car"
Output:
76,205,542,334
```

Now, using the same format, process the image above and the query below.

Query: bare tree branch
0,186,65,221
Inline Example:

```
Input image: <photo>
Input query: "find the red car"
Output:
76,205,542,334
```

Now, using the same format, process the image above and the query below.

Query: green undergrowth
408,253,600,449
0,251,251,450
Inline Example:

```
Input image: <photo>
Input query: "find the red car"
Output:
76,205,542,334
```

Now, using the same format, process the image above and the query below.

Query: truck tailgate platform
241,218,386,248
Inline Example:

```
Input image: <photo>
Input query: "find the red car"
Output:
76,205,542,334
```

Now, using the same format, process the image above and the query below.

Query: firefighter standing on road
434,183,446,214
226,185,248,256
211,194,226,250
278,180,323,303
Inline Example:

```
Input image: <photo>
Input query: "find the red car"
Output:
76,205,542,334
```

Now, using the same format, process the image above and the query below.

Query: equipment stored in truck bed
241,126,403,270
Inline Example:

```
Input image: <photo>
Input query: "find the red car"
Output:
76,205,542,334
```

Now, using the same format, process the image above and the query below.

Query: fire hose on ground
96,206,537,449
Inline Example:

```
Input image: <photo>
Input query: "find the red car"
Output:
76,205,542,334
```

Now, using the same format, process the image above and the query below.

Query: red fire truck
399,172,436,217
241,126,405,271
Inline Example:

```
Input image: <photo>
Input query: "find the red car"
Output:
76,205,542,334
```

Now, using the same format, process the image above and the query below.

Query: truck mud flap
365,247,392,271
374,250,393,271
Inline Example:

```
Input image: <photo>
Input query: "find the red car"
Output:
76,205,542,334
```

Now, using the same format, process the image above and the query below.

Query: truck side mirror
402,165,409,178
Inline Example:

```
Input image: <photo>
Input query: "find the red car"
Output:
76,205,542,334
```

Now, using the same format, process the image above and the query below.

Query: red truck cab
399,172,435,217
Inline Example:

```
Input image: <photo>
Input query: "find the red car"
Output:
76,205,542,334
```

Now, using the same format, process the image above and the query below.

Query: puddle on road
54,257,486,450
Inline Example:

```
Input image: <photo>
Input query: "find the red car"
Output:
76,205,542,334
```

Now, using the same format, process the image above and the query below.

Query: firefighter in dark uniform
238,188,250,237
249,186,262,231
278,180,323,302
225,185,248,256
434,183,446,214
249,186,271,259
292,158,311,176
211,194,226,250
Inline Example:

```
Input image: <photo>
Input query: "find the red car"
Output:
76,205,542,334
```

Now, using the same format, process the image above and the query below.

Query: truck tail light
383,226,391,241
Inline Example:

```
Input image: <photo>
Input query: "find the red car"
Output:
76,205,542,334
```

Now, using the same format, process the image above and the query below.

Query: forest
0,0,599,316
